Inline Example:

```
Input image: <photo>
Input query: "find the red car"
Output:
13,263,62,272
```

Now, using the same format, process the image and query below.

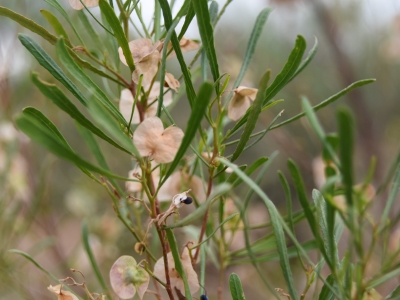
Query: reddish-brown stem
145,165,174,299
156,225,175,300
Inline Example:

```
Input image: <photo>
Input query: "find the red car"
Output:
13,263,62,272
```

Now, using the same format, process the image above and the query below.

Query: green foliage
2,1,397,300
229,273,246,300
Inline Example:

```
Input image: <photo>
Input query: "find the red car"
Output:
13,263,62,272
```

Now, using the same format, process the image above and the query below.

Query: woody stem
144,164,175,300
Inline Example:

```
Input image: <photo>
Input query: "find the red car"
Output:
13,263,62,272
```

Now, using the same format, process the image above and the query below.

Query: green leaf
82,222,109,296
318,274,336,300
174,0,192,19
312,189,338,269
162,82,213,184
337,108,354,209
287,159,331,268
229,273,246,300
9,249,82,299
159,0,197,106
190,213,238,249
271,79,375,130
157,18,180,117
301,97,339,167
99,0,135,72
31,73,131,155
21,107,96,180
229,35,306,137
263,35,306,106
0,7,120,85
15,108,130,180
368,267,400,289
18,34,87,106
165,229,193,300
230,240,317,264
228,7,272,95
87,97,140,158
192,0,220,93
40,9,70,41
385,285,400,300
0,6,57,44
220,158,298,300
381,162,400,229
56,38,128,127
78,10,106,52
9,249,59,282
75,123,108,170
43,0,85,45
233,157,270,188
177,3,195,40
75,122,124,196
226,165,247,185
230,70,270,162
290,37,318,81
165,183,231,228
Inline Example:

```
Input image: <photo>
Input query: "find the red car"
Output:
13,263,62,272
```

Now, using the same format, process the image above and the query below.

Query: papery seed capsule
181,197,193,205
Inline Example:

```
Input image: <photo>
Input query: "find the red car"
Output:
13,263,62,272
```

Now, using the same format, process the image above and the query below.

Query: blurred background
1,0,400,299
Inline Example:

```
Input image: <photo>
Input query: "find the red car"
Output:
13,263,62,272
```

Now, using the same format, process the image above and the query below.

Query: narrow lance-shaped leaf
337,108,354,209
219,158,299,300
229,273,246,300
288,159,332,269
301,97,339,167
87,97,140,158
158,0,197,106
192,0,220,93
99,0,135,72
313,189,339,268
162,82,213,184
233,157,269,188
165,229,193,300
75,123,125,196
230,70,270,162
82,222,109,296
229,35,306,137
178,3,195,40
0,7,120,85
157,18,180,117
31,73,132,155
15,108,132,180
0,6,57,44
43,0,86,45
226,7,272,101
40,9,70,42
21,107,95,180
289,37,318,81
18,34,87,106
271,79,375,130
56,39,128,127
381,162,400,229
318,274,336,300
